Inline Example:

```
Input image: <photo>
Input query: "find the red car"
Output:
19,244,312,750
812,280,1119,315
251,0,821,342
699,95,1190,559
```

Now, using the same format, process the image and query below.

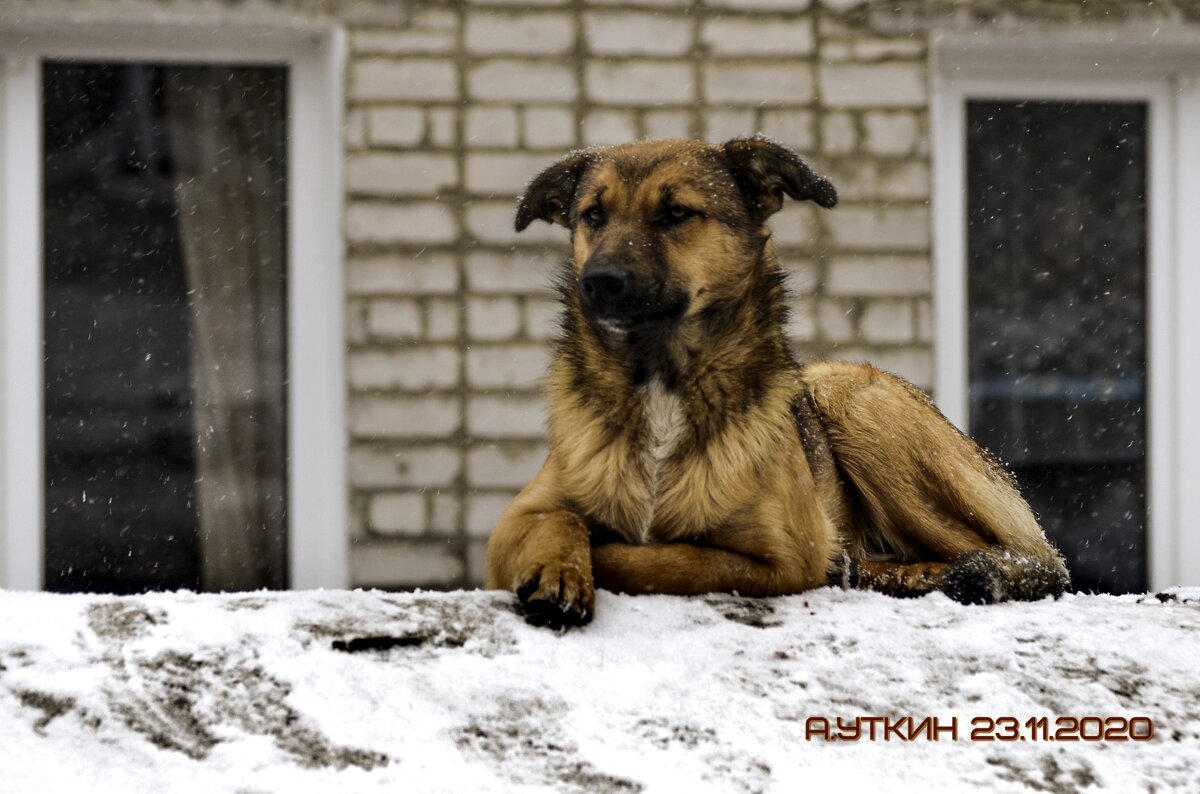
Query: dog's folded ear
723,136,838,219
515,151,593,232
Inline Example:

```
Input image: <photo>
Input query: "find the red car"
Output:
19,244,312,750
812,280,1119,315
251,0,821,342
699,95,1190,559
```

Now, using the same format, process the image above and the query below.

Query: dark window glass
967,100,1147,594
43,61,289,593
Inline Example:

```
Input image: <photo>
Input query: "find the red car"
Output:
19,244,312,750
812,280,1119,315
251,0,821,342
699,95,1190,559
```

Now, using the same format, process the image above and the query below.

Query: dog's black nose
579,265,629,310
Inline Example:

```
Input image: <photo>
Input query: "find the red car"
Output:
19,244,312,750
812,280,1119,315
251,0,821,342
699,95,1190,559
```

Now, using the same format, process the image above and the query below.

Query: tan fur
487,138,1070,627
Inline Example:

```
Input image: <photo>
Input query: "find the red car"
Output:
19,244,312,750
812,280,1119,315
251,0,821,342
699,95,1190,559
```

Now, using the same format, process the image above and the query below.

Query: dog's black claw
520,596,592,630
516,578,539,603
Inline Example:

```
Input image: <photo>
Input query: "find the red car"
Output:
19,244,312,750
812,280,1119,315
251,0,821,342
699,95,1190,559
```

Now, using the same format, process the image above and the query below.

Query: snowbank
1,586,1197,792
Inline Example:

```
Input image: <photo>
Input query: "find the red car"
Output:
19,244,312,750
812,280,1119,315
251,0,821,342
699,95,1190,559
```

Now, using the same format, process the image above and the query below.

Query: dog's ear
515,151,592,232
723,137,837,219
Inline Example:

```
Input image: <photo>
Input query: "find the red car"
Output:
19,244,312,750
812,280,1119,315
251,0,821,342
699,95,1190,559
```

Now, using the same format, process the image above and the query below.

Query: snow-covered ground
1,586,1197,793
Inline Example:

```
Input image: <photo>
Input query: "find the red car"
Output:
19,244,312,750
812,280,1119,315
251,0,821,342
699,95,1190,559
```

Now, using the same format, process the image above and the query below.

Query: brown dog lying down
485,137,1070,628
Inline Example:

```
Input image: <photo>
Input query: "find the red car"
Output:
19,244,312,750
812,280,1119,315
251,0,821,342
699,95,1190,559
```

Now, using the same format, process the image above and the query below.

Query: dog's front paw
515,561,595,630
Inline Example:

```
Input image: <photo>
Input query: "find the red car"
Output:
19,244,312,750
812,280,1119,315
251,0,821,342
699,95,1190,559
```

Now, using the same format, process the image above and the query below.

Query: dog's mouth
588,302,686,339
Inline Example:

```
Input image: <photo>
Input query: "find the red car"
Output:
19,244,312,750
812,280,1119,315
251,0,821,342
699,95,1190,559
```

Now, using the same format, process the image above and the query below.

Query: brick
348,254,457,296
469,60,578,102
349,346,460,390
466,106,520,148
844,347,932,390
588,61,695,106
707,0,811,7
704,63,813,104
466,251,560,294
585,0,689,6
467,344,551,389
472,0,566,5
347,153,458,197
780,258,818,294
428,107,457,147
760,110,815,150
585,11,693,56
701,17,814,55
828,160,929,202
524,297,562,340
351,29,456,55
466,492,515,537
467,443,548,488
818,298,856,342
351,541,462,589
467,201,569,244
349,445,461,488
427,298,461,341
860,299,914,343
785,297,816,341
863,111,919,155
345,108,366,150
429,492,461,535
466,540,488,586
852,38,924,60
523,106,576,149
350,395,461,438
822,112,856,154
825,206,930,251
367,107,425,147
915,298,932,343
468,296,522,340
819,63,926,108
347,300,368,345
643,109,693,139
468,395,547,438
347,202,458,245
365,298,423,340
367,492,427,536
351,59,458,102
770,203,820,247
705,110,756,142
878,162,929,201
824,255,930,296
466,152,559,195
411,7,458,29
584,110,637,146
465,12,575,54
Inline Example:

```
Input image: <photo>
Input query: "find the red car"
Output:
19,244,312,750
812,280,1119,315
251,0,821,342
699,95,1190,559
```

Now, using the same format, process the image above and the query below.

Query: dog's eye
581,205,605,228
659,205,697,227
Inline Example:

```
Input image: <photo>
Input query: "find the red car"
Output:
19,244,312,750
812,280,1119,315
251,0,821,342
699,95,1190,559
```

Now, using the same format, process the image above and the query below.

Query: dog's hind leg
804,360,1071,604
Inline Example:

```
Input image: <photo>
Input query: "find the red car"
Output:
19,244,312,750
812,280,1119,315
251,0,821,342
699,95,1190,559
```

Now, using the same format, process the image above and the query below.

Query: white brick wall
338,0,953,589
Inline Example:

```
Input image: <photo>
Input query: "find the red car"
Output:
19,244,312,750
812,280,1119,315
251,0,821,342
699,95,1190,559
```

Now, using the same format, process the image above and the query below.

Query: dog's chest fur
604,377,688,544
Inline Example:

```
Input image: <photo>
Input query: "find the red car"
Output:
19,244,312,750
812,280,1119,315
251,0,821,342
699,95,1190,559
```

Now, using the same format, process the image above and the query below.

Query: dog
485,137,1071,628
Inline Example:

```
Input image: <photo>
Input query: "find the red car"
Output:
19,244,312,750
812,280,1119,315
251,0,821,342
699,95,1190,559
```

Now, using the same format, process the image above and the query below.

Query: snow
1,586,1198,793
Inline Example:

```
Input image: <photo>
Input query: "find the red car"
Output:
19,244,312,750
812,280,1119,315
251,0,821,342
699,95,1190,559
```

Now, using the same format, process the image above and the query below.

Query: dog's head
515,137,836,338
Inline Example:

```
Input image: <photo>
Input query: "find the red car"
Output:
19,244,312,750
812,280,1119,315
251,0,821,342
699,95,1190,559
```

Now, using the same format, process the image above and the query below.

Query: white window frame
0,20,348,590
932,32,1200,589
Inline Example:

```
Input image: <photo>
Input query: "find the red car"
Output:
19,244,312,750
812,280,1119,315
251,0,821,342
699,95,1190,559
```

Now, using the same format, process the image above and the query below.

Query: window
965,100,1148,593
933,35,1200,590
0,24,346,591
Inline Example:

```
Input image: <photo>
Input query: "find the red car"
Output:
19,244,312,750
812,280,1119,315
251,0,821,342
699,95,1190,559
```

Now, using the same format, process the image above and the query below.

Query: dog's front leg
485,463,595,628
591,541,823,598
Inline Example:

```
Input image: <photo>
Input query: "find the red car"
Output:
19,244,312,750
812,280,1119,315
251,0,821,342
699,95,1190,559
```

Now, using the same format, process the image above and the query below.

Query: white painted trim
929,77,968,431
931,37,1199,588
1175,74,1200,588
0,54,43,590
288,28,349,591
0,22,348,590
